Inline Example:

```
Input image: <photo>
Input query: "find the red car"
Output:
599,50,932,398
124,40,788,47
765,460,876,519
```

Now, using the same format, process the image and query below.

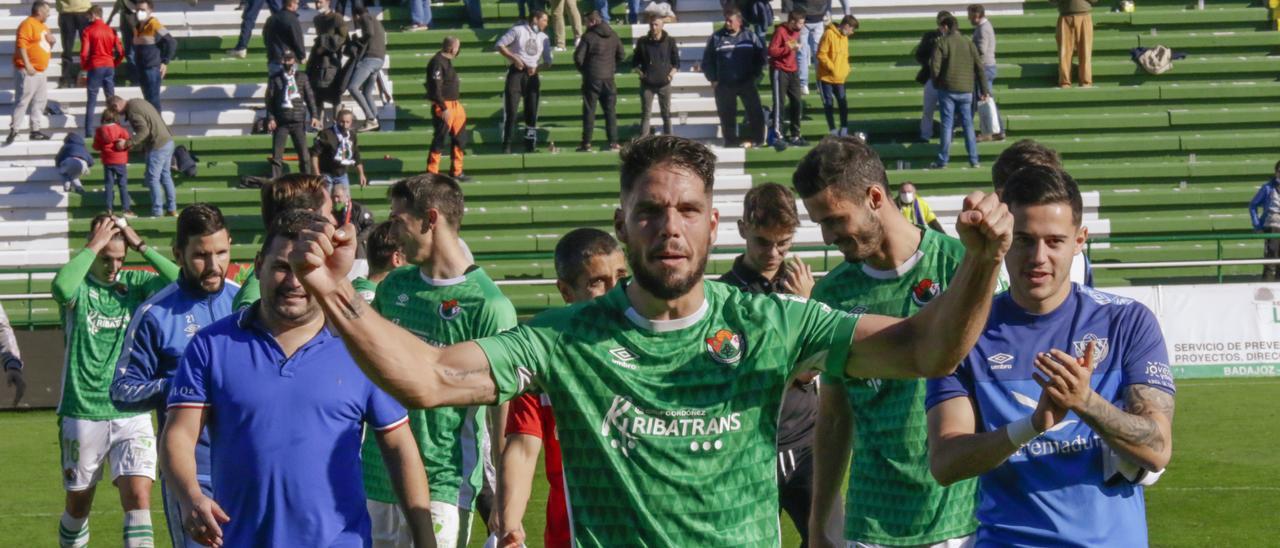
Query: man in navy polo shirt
161,210,435,547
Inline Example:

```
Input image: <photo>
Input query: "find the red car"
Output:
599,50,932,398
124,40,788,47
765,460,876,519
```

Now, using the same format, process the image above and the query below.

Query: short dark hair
100,109,120,125
586,10,604,24
742,183,799,230
529,9,547,21
967,4,985,17
365,221,402,272
135,0,151,8
89,5,102,17
31,1,48,15
1273,159,1280,173
1001,166,1083,227
723,7,742,20
175,203,228,249
939,14,958,31
261,174,328,228
259,209,327,260
792,136,890,201
619,135,717,197
936,10,953,23
554,228,620,283
388,173,465,229
787,9,805,22
840,15,859,29
992,139,1063,194
89,214,125,243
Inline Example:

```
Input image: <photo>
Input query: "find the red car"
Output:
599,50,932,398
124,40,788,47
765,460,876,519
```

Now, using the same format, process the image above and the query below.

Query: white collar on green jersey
418,268,468,287
624,298,709,333
861,249,925,280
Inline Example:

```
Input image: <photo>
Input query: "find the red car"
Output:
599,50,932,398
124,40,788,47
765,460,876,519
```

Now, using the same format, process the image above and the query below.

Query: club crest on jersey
706,329,744,365
910,279,941,306
1073,333,1109,364
438,299,462,320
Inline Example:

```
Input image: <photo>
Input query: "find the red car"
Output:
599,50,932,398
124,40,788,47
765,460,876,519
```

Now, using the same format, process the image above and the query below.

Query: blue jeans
627,0,640,23
103,163,130,213
140,66,162,111
798,21,823,88
410,0,432,26
819,82,847,131
347,57,384,121
236,0,284,50
85,67,115,134
325,173,350,195
594,0,607,19
920,80,938,140
937,89,978,166
976,64,997,98
464,0,483,27
145,140,177,216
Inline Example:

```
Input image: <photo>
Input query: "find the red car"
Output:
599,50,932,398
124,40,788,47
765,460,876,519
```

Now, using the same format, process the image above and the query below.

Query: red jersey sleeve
505,391,545,439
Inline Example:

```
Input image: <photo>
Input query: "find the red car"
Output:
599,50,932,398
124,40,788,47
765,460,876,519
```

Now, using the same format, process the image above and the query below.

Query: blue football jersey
926,284,1175,547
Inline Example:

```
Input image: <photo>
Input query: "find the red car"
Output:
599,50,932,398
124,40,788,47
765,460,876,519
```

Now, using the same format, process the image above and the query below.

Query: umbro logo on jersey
184,323,201,337
988,353,1015,370
439,299,462,320
910,278,941,307
706,329,744,365
609,347,638,370
849,305,868,315
395,293,409,306
1074,333,1109,364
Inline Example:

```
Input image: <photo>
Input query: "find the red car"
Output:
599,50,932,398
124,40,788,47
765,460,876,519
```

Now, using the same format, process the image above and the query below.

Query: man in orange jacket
80,5,125,134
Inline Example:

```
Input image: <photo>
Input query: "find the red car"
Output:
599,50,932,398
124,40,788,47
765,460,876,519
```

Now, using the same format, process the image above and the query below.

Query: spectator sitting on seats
312,109,367,193
7,1,55,146
265,0,307,76
702,8,767,148
897,182,947,233
267,50,321,179
1051,0,1098,88
929,14,989,169
817,15,856,137
914,11,951,143
575,10,624,152
79,6,124,135
349,4,389,132
108,95,177,217
633,15,679,137
56,132,94,194
330,183,376,259
496,11,553,153
57,0,93,87
130,0,174,111
94,109,133,217
1248,160,1280,281
768,10,807,149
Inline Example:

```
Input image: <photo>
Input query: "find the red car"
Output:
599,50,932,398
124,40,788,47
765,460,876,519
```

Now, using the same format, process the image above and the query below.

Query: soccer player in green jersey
232,174,335,311
361,174,518,548
282,135,1011,546
798,136,979,548
352,221,406,304
52,214,179,548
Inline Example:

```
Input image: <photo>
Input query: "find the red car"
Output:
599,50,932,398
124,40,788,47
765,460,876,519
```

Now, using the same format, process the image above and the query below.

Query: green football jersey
231,266,258,311
477,280,861,546
361,266,517,508
352,276,378,304
54,248,177,420
812,228,979,545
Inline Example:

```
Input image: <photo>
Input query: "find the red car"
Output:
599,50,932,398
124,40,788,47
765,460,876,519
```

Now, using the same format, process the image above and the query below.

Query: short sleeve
474,323,554,403
925,358,975,411
777,294,861,378
365,384,409,432
167,334,213,410
1121,305,1176,395
478,295,518,336
505,392,544,439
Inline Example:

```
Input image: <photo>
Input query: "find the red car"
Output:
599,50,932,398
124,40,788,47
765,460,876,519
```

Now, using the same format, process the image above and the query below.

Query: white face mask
136,9,150,21
900,192,916,204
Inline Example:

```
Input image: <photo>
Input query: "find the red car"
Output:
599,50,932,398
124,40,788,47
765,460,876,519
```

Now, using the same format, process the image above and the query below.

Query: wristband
1005,416,1041,447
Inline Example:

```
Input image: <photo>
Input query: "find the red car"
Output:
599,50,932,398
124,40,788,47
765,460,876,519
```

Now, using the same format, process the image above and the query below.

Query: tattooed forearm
1078,385,1175,466
339,292,366,320
1080,396,1163,452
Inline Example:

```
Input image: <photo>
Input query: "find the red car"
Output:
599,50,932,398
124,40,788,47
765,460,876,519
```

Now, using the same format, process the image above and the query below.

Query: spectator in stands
914,11,950,143
728,0,770,36
426,37,469,179
309,0,348,123
817,15,856,136
1051,0,1097,87
406,0,432,32
267,50,320,179
575,11,624,152
330,183,376,258
57,0,93,87
108,95,177,217
80,7,124,135
768,11,807,149
782,0,828,93
0,305,24,407
349,4,389,132
230,0,283,59
497,11,553,153
314,109,367,193
94,110,133,217
969,4,1003,142
1248,161,1280,280
633,15,678,138
550,0,582,51
265,0,306,76
7,1,54,146
703,9,767,148
56,133,93,194
131,0,174,111
464,0,484,29
109,0,139,68
929,14,988,169
897,182,947,233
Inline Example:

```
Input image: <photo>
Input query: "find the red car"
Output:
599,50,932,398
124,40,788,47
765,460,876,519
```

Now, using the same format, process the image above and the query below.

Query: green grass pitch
0,378,1274,546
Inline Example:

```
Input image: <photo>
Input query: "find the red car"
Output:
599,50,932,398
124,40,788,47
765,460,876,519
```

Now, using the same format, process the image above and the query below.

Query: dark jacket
702,27,766,85
264,9,306,65
913,30,942,84
425,52,460,106
56,133,95,169
356,13,387,60
308,13,348,100
781,0,830,24
633,30,679,87
311,124,361,176
931,29,990,95
265,68,317,124
574,22,625,81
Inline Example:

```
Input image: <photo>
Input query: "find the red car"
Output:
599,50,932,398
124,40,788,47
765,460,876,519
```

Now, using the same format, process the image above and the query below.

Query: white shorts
851,534,975,548
58,415,157,491
430,500,473,548
368,499,413,548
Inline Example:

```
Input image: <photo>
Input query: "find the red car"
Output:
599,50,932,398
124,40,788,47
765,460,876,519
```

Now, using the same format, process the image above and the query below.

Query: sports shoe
358,119,380,133
788,137,809,147
608,143,621,151
576,144,593,152
405,23,429,32
453,173,472,182
227,48,247,59
4,130,15,145
928,162,946,169
969,162,981,168
123,210,137,218
553,46,567,52
165,211,179,217
31,131,51,141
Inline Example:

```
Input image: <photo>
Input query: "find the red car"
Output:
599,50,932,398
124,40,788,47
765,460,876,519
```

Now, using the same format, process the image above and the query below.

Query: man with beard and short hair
285,134,1012,546
162,210,434,547
233,174,335,311
797,136,981,548
52,214,179,548
110,203,238,548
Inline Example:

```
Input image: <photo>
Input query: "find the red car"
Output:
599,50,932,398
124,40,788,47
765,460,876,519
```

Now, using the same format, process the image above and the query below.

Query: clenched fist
955,191,1012,264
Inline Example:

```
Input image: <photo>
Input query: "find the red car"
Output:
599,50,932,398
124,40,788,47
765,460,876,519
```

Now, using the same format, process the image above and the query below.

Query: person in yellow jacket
816,15,857,136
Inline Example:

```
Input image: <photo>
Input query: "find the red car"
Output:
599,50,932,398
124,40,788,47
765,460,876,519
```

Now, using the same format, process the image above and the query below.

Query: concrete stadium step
674,0,1025,24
